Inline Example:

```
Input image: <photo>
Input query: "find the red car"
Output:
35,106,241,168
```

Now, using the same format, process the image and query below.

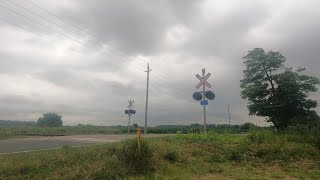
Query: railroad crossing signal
192,68,215,133
125,99,136,134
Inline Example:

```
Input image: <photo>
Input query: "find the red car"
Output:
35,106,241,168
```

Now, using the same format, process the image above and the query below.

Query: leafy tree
37,113,63,127
240,48,320,130
133,123,139,128
240,123,255,130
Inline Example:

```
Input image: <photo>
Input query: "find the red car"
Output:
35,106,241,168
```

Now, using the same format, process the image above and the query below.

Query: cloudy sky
0,0,319,126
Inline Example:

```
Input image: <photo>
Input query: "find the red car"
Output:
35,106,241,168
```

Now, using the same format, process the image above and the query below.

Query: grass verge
1,131,319,179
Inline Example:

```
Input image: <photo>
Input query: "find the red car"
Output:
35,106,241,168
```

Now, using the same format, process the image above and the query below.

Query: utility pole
144,63,151,134
228,104,231,127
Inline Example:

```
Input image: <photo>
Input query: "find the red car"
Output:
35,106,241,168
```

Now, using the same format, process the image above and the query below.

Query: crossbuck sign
128,99,134,110
196,69,211,89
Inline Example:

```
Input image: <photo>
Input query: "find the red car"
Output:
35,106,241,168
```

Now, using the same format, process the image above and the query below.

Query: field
1,130,320,179
0,123,255,139
0,125,123,138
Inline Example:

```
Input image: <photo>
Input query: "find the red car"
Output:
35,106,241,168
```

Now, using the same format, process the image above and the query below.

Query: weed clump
93,158,126,180
247,130,275,144
117,140,155,175
164,150,179,163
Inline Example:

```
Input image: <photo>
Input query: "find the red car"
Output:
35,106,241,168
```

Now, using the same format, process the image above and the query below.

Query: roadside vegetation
1,129,319,179
0,124,124,138
0,120,260,139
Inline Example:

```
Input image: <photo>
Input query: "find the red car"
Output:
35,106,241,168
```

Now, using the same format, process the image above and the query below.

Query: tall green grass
1,130,320,179
0,125,123,138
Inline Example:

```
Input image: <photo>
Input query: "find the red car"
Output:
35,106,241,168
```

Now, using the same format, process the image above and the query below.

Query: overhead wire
0,1,192,99
0,18,179,100
4,0,144,67
18,0,192,96
23,0,181,70
0,7,179,99
0,2,149,75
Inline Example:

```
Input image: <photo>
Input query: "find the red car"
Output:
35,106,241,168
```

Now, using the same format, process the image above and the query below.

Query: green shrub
209,153,226,163
247,130,275,144
228,151,244,162
226,144,248,162
164,150,179,163
117,140,155,175
93,158,126,180
287,123,320,149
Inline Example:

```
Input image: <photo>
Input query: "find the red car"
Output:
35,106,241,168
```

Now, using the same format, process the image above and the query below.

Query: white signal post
196,68,212,133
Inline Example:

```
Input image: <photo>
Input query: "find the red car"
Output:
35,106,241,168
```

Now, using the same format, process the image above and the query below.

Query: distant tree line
0,120,36,127
1,119,260,136
124,123,259,134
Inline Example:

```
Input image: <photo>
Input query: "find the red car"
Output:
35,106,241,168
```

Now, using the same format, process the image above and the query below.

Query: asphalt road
0,134,168,155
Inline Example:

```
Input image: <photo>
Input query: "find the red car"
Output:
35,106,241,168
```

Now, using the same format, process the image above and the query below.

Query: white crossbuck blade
196,73,211,89
128,100,134,109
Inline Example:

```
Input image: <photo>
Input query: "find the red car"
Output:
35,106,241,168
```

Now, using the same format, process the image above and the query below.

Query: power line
0,3,145,70
4,0,143,67
18,0,192,95
0,1,192,98
0,15,188,100
0,3,85,44
24,0,101,41
7,0,86,39
12,0,148,68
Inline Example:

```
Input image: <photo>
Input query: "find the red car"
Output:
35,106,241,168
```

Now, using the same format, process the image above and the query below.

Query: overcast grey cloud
0,0,319,126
